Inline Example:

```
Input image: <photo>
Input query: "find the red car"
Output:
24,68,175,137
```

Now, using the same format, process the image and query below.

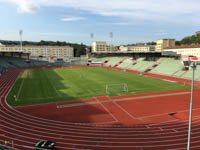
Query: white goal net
106,83,128,95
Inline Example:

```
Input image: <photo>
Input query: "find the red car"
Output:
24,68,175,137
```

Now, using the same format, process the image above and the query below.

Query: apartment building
92,42,118,53
0,45,74,58
119,45,155,52
155,39,176,51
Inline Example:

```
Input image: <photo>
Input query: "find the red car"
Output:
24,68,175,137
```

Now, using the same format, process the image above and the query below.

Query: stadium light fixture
187,61,196,150
110,32,113,51
19,30,23,52
90,33,94,53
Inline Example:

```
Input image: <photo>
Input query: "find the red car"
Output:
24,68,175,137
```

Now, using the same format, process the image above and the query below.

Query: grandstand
89,56,200,81
150,58,183,76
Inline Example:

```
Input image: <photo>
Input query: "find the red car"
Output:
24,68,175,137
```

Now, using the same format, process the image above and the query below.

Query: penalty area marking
111,100,137,120
16,78,25,101
93,97,119,123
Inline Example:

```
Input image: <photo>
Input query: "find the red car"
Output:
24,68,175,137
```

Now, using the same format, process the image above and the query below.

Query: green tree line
176,35,200,45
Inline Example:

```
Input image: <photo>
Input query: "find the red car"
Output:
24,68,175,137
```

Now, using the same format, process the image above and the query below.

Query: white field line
0,113,167,139
3,120,200,148
2,109,200,142
16,78,24,100
139,107,200,119
166,145,200,150
173,129,178,133
158,127,163,131
0,119,197,145
93,97,118,123
112,101,137,119
0,109,174,135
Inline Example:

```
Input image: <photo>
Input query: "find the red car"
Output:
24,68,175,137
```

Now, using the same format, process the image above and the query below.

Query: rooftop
165,45,200,49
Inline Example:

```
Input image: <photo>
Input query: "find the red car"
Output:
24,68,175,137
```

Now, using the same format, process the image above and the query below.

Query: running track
1,66,200,150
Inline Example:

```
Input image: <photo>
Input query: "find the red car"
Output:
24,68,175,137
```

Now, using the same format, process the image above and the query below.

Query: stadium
1,48,200,150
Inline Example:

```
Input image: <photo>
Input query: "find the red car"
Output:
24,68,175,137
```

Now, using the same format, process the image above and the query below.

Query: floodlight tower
90,33,94,45
19,30,23,52
90,33,94,54
110,32,113,51
187,60,196,150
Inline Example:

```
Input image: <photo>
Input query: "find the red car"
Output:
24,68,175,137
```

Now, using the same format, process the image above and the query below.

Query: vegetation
7,67,190,107
176,35,200,45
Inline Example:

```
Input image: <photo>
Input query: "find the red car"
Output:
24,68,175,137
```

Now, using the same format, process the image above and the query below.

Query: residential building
127,45,155,52
119,45,155,52
92,42,118,53
0,45,74,59
155,39,176,51
164,45,200,58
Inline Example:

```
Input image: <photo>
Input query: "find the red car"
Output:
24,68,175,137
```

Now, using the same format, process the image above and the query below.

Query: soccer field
7,67,190,106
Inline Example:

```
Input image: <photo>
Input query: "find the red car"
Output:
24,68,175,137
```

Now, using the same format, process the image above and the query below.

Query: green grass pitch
7,67,191,107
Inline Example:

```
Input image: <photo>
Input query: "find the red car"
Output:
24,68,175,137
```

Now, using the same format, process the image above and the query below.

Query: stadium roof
165,45,200,49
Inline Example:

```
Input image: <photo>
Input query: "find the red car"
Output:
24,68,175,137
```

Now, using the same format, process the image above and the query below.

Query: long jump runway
1,68,200,150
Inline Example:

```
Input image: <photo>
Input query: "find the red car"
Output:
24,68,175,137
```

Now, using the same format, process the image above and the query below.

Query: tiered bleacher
150,58,183,76
90,56,200,80
117,58,134,69
0,56,88,71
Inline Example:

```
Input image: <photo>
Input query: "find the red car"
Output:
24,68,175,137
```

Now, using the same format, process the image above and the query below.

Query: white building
156,39,176,51
0,45,74,60
92,42,118,53
119,45,155,52
164,45,200,58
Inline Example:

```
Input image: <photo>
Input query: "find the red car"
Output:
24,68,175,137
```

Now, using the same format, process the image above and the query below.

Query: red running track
1,66,200,150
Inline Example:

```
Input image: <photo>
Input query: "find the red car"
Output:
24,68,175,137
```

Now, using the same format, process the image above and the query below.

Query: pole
110,32,113,51
19,30,23,52
90,33,94,53
187,61,195,150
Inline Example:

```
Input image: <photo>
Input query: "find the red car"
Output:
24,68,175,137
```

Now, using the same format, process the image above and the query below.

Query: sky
0,0,200,45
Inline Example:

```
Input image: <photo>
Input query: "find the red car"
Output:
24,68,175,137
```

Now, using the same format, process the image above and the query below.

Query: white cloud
61,17,84,22
11,0,40,13
4,0,200,25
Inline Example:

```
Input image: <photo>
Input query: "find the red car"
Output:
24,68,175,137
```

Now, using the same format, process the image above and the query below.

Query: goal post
106,83,128,95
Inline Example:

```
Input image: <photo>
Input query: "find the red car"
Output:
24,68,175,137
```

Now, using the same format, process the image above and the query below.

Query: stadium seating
105,57,125,67
90,56,200,81
129,59,155,71
179,66,200,80
0,56,89,70
150,58,183,76
117,58,134,69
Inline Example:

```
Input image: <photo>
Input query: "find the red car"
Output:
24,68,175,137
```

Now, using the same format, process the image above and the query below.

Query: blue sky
0,0,200,45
